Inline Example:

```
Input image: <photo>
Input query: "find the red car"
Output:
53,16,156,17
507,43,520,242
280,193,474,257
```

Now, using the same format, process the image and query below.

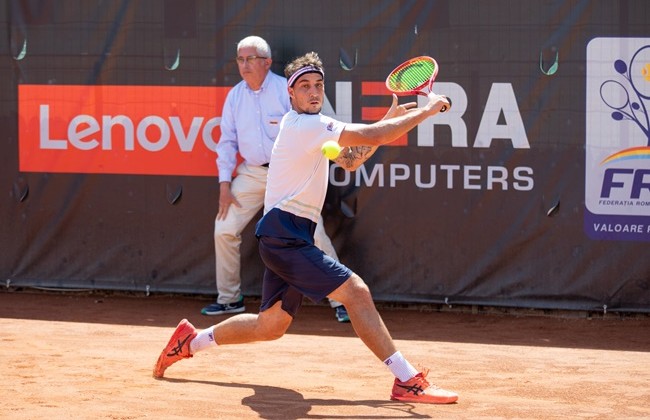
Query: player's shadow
162,377,434,419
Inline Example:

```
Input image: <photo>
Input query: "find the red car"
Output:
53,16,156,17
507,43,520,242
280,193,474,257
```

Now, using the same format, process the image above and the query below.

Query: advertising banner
19,85,227,176
2,0,649,312
585,38,650,242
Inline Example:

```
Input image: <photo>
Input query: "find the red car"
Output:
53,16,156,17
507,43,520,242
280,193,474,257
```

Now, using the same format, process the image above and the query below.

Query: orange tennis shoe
153,319,197,378
390,370,458,404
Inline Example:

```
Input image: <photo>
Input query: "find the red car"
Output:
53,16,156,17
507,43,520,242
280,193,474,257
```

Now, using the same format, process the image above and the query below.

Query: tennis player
154,51,456,404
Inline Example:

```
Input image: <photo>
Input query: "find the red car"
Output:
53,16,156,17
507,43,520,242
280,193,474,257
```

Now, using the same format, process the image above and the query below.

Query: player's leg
205,163,268,315
255,235,456,403
155,258,297,378
206,264,300,345
328,274,458,404
153,300,292,378
327,274,396,359
211,300,293,344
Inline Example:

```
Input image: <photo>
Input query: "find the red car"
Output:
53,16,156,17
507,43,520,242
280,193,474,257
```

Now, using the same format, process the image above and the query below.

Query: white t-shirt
263,110,346,223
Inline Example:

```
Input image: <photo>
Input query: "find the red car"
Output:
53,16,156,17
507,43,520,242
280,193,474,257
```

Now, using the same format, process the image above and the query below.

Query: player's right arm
334,93,447,170
338,92,447,148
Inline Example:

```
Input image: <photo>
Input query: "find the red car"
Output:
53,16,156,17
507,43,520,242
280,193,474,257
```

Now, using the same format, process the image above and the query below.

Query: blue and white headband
287,65,325,87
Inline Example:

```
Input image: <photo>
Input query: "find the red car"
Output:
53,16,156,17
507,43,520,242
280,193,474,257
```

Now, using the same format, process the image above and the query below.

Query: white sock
383,351,419,382
189,326,217,354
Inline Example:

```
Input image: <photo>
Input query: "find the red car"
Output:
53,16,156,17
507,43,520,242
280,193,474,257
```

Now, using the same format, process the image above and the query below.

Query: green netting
387,60,435,91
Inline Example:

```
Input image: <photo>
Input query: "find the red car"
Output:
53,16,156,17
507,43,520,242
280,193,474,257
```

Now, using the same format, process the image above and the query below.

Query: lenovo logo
19,85,228,176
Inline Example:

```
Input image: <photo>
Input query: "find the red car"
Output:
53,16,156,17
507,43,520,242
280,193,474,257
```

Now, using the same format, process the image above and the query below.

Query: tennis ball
321,140,342,160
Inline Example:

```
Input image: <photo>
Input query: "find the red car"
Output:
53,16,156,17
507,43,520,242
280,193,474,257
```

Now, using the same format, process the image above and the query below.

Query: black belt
261,163,269,168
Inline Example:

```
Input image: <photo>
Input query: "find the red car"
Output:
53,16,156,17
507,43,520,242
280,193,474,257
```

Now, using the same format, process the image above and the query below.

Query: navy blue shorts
258,235,352,317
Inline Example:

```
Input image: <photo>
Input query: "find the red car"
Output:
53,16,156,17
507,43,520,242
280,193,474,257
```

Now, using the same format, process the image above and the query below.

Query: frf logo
19,85,228,176
585,38,650,242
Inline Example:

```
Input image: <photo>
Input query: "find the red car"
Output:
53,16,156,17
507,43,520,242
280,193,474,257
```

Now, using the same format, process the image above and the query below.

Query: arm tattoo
335,145,378,170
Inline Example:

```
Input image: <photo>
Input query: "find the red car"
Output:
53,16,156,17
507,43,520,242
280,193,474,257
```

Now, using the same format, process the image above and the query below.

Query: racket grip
441,96,452,112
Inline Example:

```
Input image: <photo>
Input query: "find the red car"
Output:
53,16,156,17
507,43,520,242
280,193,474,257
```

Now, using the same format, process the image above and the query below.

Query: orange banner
19,85,230,176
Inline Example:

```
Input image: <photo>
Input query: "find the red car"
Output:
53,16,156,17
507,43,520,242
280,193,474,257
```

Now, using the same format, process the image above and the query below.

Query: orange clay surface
1,291,649,419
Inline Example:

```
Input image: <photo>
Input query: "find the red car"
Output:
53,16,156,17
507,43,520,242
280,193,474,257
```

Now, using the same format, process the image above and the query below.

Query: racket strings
387,60,435,92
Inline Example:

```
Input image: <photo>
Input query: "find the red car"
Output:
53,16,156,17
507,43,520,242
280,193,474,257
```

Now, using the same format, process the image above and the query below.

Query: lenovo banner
19,85,228,176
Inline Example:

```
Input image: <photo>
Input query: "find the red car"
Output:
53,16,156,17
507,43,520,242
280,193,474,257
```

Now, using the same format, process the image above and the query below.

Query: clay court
1,290,649,419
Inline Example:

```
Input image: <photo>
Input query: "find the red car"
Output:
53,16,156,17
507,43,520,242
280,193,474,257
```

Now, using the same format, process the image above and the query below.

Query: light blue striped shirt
216,71,291,182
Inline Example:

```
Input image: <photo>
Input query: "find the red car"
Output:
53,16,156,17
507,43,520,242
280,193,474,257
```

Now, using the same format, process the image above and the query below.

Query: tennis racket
385,56,451,112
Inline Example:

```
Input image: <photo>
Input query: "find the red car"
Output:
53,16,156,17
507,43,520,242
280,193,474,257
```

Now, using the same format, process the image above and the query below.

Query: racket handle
440,96,452,112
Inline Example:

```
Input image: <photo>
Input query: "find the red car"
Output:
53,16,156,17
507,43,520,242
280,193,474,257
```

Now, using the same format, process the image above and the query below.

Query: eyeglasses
236,55,268,65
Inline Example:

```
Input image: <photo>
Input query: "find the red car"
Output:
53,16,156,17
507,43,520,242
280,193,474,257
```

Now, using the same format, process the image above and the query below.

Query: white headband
287,65,325,87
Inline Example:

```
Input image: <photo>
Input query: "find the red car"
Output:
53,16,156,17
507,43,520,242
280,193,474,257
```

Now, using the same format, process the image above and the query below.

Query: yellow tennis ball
321,140,342,160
